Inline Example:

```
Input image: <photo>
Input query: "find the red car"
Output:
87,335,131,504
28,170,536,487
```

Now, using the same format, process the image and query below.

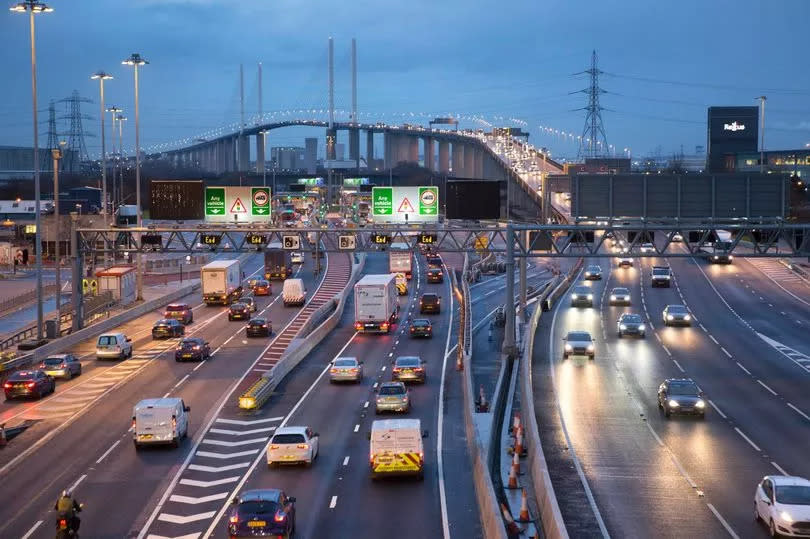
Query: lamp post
106,105,122,218
260,130,268,188
122,53,148,300
116,114,127,209
11,0,52,341
91,72,112,219
51,141,64,334
757,95,767,173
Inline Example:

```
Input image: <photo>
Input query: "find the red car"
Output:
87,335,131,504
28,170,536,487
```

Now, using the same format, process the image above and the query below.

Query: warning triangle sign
397,197,415,213
230,197,247,213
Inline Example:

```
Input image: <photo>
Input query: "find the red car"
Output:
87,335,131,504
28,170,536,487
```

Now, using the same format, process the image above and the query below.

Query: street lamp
91,71,113,223
11,0,53,341
122,52,148,301
116,114,127,210
106,106,122,213
51,141,65,334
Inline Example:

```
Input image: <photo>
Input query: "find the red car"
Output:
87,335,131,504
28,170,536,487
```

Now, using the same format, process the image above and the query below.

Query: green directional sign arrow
372,187,393,217
205,187,226,218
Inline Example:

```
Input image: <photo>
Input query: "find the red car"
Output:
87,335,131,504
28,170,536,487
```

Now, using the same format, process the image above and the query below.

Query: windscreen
668,383,698,396
98,335,117,346
43,358,64,366
334,359,356,367
775,485,810,505
236,501,279,515
568,332,591,341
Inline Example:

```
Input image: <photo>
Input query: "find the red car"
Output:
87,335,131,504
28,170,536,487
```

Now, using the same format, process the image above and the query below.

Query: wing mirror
184,406,191,412
422,430,429,439
288,496,296,503
126,337,132,342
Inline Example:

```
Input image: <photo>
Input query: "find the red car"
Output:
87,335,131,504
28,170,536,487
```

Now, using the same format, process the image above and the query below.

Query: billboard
707,106,758,172
371,186,439,223
446,180,501,220
204,186,271,223
149,180,205,221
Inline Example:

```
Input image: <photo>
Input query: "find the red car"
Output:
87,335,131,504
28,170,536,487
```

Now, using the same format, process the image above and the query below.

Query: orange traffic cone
512,411,521,434
512,450,521,475
514,427,525,456
518,489,531,522
507,461,518,489
500,503,521,535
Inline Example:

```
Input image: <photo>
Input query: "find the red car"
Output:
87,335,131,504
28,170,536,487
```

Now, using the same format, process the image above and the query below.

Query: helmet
62,489,71,497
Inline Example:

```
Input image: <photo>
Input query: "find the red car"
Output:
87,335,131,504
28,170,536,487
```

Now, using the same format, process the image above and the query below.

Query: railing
0,283,56,314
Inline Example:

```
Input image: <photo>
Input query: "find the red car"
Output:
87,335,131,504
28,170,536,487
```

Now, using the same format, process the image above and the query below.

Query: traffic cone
477,385,488,412
511,411,521,434
500,503,521,535
512,450,521,476
514,427,525,456
507,461,518,489
518,488,531,522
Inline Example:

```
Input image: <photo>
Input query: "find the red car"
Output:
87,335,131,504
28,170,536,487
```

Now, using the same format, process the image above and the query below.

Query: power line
573,50,608,158
603,71,810,96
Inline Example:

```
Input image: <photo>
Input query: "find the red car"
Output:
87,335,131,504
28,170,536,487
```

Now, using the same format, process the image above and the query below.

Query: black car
175,337,211,362
4,370,55,400
228,302,250,321
658,378,706,418
409,318,433,338
426,254,443,268
419,293,441,314
426,267,444,284
226,489,296,538
246,318,272,338
152,318,185,339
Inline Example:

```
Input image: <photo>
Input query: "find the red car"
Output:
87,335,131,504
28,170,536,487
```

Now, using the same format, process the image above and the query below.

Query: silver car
570,285,594,308
375,382,410,414
563,330,595,359
617,313,646,338
609,287,631,306
329,356,363,383
663,305,692,326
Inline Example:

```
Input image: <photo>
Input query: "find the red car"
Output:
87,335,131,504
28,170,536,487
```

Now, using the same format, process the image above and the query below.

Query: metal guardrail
0,283,56,314
238,374,275,410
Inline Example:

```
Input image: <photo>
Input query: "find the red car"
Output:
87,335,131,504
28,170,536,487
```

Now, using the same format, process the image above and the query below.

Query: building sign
205,187,272,223
371,186,439,223
723,121,746,132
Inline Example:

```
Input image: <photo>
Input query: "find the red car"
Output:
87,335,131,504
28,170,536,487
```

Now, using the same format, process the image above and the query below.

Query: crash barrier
0,283,56,314
457,268,509,539
238,373,275,410
542,258,584,312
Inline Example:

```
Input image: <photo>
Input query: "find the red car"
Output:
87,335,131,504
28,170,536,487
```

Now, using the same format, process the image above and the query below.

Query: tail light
330,368,338,374
349,368,359,373
274,511,286,523
410,327,415,332
392,368,401,373
192,345,201,350
171,415,177,430
270,444,280,449
131,417,136,429
3,382,11,389
381,322,389,330
438,271,443,276
297,443,308,449
354,322,363,330
414,367,424,372
26,382,35,388
229,515,239,524
58,519,68,529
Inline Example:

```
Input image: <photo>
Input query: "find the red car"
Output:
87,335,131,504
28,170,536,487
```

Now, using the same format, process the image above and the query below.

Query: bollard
511,411,521,434
0,424,6,447
476,384,489,412
515,427,525,456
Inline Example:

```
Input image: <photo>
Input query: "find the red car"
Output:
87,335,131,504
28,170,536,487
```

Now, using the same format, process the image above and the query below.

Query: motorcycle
55,503,84,538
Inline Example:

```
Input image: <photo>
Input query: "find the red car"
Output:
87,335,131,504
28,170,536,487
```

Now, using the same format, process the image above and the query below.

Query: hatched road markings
756,332,810,374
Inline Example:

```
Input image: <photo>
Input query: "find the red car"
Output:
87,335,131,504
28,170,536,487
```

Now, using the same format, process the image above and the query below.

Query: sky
0,0,808,162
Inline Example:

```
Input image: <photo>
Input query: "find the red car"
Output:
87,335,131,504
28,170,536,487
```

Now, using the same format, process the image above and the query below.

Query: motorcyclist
54,489,81,533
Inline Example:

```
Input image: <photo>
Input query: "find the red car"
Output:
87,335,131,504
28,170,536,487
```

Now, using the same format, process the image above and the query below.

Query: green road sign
251,187,271,216
418,187,438,215
205,187,226,216
372,187,393,215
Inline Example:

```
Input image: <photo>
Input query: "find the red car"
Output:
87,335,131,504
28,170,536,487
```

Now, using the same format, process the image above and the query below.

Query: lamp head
122,53,148,66
10,1,52,13
91,71,113,81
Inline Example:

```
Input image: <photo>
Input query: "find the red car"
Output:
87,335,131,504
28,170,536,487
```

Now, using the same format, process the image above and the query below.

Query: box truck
354,274,399,333
201,259,242,305
264,242,292,280
388,243,413,280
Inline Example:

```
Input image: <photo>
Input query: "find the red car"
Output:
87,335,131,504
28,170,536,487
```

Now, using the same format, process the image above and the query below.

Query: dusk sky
1,0,808,161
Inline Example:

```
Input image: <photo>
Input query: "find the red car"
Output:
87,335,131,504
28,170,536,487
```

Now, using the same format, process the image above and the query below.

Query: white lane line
381,366,386,371
353,424,360,433
20,521,43,539
363,401,369,408
372,382,378,388
768,303,773,307
720,347,732,358
655,333,662,343
734,427,762,452
787,403,810,421
708,334,719,345
757,380,778,396
662,345,672,357
173,374,190,388
772,462,789,475
736,362,752,375
329,495,338,509
699,323,707,332
708,400,727,419
96,439,122,464
436,262,454,539
192,361,206,371
673,360,685,373
707,503,741,539
645,422,664,447
68,473,87,492
343,456,350,466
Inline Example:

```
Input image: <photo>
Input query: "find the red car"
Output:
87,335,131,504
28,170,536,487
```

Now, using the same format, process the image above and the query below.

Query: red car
164,303,193,324
253,280,272,296
4,370,55,400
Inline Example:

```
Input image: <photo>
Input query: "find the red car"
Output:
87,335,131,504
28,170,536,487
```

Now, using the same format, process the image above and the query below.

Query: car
290,251,304,264
657,378,706,418
329,356,363,383
426,254,443,268
96,333,133,360
228,302,250,321
375,381,410,414
570,285,594,307
409,318,433,338
640,243,656,254
651,266,672,287
252,280,271,296
617,313,646,338
617,252,633,267
420,293,441,314
246,318,272,338
152,318,185,339
669,232,683,242
426,267,444,283
175,337,211,362
392,356,426,383
663,304,692,326
38,354,82,379
609,287,631,306
267,426,319,467
240,296,257,313
247,278,261,289
584,264,602,280
754,475,810,538
226,489,296,539
4,370,55,400
563,331,595,359
164,303,193,324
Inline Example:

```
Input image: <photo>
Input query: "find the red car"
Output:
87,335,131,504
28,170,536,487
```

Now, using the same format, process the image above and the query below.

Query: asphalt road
0,252,323,538
541,250,810,539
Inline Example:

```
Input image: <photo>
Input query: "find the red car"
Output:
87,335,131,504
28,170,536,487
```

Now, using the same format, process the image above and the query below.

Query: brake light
270,445,280,449
131,417,136,429
3,382,11,389
297,443,308,449
274,511,286,523
330,368,338,374
58,519,68,529
26,382,35,388
381,322,389,330
349,368,358,373
229,515,239,524
410,327,414,332
414,367,424,372
392,368,401,373
354,322,363,330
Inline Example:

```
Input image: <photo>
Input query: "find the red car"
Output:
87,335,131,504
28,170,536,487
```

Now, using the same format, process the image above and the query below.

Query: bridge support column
349,128,360,169
475,147,484,179
256,135,265,174
408,137,419,164
451,143,464,176
366,131,375,169
384,132,392,169
326,128,337,161
423,137,434,171
464,145,475,178
237,135,250,172
438,141,450,174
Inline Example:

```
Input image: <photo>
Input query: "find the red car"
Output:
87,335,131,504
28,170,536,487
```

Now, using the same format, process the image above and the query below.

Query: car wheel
754,503,761,523
34,390,41,399
770,519,780,538
66,370,73,380
133,440,140,450
664,408,671,418
172,437,179,448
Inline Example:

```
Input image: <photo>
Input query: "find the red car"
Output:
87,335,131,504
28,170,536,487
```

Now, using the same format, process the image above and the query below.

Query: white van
132,398,190,449
369,419,426,480
96,332,133,360
282,278,307,307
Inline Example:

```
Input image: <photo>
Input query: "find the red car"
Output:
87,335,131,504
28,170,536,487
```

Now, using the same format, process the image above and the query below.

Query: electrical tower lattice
59,90,94,173
575,50,609,158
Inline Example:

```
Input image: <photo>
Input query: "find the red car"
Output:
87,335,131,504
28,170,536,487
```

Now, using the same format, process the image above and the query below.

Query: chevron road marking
169,492,230,505
145,534,201,539
756,332,810,373
209,426,276,436
156,512,216,525
195,449,260,459
187,462,251,473
179,477,241,488
200,437,267,447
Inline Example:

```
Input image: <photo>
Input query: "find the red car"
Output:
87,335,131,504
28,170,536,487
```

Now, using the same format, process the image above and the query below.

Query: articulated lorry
354,274,399,333
201,259,242,305
264,242,292,280
388,243,413,280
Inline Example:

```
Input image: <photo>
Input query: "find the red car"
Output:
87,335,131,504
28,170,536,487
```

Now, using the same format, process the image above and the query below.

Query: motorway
540,243,810,538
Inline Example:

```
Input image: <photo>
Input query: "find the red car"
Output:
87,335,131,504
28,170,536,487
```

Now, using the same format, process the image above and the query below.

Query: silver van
96,332,133,360
132,397,190,448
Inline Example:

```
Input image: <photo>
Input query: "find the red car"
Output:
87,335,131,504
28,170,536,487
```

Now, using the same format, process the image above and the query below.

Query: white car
640,243,656,254
267,426,319,467
563,330,595,359
291,251,304,264
755,475,810,537
96,333,133,360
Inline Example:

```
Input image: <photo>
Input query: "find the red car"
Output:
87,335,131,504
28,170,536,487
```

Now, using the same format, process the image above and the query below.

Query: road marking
179,477,240,488
645,422,664,446
195,449,261,459
436,261,454,539
755,332,810,374
363,401,369,408
707,503,740,539
707,400,727,419
673,359,685,373
209,427,276,436
69,473,87,492
329,495,338,509
354,424,360,433
192,361,205,372
720,347,732,358
708,335,718,345
771,462,789,475
662,345,672,357
200,438,267,447
20,520,42,539
699,323,707,332
768,303,773,307
96,439,121,464
734,427,761,452
372,382,378,388
343,456,350,466
757,380,778,396
215,417,284,425
787,403,810,421
169,492,230,505
188,462,251,473
174,374,190,388
736,362,752,375
157,512,217,525
381,366,386,371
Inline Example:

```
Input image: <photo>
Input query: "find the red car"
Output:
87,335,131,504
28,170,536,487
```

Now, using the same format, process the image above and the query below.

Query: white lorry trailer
201,259,242,305
354,274,399,333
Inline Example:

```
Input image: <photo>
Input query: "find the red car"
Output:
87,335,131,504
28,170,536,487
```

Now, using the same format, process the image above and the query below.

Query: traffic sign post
339,235,356,250
372,187,393,216
251,187,271,216
418,187,438,216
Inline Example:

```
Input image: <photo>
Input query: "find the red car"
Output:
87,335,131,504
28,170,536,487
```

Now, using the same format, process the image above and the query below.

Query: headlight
585,272,591,277
668,399,680,407
564,344,573,351
684,314,691,321
611,295,617,301
571,294,578,299
619,324,627,330
667,314,674,320
696,400,706,408
780,511,794,523
728,255,733,260
638,324,645,331
586,344,594,351
587,294,593,300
